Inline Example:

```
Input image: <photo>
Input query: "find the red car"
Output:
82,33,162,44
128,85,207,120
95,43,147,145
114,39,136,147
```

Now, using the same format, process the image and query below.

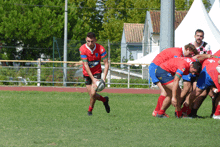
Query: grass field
0,90,219,146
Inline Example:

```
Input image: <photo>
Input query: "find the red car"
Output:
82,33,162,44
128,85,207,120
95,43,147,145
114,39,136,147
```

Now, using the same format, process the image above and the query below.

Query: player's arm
172,74,181,107
100,47,109,82
102,57,109,82
192,54,212,61
187,87,203,108
211,55,220,59
181,81,191,98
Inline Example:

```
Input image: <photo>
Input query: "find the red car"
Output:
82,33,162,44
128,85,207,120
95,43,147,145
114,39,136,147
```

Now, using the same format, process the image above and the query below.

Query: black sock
189,108,198,116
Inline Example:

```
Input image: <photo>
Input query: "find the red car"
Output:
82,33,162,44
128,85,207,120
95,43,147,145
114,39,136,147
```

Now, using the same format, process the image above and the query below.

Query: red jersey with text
160,57,196,77
202,58,220,91
80,43,107,76
152,47,184,66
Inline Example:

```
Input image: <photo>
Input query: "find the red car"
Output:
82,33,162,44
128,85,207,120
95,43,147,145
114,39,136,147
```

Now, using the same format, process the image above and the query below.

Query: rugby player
150,44,199,117
182,57,220,119
180,29,213,117
155,57,202,118
79,32,110,116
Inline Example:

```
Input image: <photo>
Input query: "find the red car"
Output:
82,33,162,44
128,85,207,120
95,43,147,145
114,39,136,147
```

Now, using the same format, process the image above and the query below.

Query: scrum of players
150,29,220,119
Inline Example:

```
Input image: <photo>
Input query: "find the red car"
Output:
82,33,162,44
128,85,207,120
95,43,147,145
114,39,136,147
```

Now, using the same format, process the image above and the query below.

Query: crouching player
79,32,110,116
149,44,199,117
155,57,202,118
183,58,220,119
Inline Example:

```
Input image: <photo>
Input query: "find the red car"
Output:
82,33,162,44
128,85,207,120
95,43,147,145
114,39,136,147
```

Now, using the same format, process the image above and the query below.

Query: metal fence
0,60,153,88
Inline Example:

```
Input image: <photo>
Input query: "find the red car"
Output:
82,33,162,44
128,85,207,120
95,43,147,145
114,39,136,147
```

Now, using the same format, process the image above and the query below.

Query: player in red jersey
184,52,220,118
180,29,213,117
155,57,202,118
150,44,199,117
79,32,110,116
182,58,220,119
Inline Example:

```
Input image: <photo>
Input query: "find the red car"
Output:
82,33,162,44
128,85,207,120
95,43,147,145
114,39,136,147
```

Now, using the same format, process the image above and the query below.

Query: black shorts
83,73,101,85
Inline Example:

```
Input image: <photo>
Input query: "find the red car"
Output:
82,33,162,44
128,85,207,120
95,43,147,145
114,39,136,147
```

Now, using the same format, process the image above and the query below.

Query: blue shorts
197,67,214,90
155,66,174,85
149,63,159,84
182,73,197,82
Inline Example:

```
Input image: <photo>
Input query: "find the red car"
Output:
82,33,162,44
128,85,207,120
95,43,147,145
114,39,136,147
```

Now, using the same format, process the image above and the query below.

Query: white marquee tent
175,0,220,54
127,49,159,66
209,0,220,31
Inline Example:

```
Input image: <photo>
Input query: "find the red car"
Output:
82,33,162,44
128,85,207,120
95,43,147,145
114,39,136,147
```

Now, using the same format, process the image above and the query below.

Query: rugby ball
95,79,105,92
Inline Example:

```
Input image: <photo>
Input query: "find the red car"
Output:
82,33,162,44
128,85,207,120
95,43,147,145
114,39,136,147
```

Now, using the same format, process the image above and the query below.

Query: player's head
194,29,204,44
184,43,198,57
190,61,202,75
86,32,96,49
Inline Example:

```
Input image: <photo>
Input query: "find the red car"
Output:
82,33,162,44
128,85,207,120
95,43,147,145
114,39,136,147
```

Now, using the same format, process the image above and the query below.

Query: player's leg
85,83,96,116
149,63,167,116
152,82,167,116
213,93,220,119
84,75,100,116
211,92,218,117
164,82,182,118
182,70,208,116
157,83,181,118
93,73,110,113
157,85,172,117
180,74,197,116
180,81,192,105
189,89,209,117
155,66,175,118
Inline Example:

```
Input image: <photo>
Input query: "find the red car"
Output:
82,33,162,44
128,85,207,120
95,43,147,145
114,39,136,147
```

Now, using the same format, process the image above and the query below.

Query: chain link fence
0,60,152,88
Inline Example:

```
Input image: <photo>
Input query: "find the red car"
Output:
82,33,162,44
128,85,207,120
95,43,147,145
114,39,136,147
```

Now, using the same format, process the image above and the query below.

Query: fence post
108,61,111,87
108,39,111,87
53,37,55,86
37,58,41,86
128,65,130,88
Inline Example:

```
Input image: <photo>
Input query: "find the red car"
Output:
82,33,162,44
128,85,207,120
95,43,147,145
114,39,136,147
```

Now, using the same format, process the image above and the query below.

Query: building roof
123,11,187,43
123,23,144,43
150,10,188,34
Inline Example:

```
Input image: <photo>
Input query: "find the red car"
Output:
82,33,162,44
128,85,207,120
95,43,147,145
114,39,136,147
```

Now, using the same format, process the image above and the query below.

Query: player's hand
92,78,99,90
171,97,177,107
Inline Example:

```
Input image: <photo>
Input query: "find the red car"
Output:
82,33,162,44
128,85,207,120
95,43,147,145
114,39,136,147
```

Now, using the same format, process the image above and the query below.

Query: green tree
0,0,66,61
0,0,86,62
69,0,103,40
0,0,104,62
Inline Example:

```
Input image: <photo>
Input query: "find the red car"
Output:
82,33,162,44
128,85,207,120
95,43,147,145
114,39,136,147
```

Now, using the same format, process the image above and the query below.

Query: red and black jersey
79,43,107,76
